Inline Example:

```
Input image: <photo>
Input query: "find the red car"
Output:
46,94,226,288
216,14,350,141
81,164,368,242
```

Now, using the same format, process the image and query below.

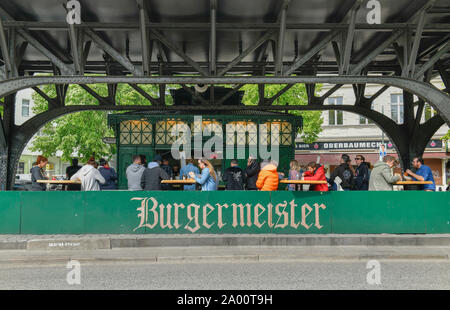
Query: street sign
102,137,116,144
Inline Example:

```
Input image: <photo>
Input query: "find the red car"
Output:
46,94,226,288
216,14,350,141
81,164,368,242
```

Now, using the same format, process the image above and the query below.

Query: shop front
295,139,448,190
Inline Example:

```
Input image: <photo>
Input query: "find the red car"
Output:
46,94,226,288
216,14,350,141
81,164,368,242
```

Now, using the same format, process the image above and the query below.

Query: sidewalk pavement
0,234,448,264
0,245,448,266
0,234,449,251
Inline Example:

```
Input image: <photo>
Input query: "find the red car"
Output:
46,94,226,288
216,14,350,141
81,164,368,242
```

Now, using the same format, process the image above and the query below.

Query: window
120,120,152,145
21,99,30,117
390,94,404,124
328,97,343,125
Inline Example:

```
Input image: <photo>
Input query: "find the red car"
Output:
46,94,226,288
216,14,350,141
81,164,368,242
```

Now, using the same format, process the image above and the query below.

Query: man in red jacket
302,162,329,192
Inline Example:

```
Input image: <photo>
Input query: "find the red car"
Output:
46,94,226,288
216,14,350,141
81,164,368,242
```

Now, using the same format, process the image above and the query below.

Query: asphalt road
0,260,448,290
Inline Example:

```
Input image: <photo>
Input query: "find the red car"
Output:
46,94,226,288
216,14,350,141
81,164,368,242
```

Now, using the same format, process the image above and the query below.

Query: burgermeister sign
131,197,328,233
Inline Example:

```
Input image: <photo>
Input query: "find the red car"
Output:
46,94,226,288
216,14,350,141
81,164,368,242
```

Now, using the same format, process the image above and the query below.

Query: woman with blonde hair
288,159,301,191
31,155,49,191
189,158,218,191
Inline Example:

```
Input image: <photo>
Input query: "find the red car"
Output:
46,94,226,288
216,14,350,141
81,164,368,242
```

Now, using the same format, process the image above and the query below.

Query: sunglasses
355,158,363,160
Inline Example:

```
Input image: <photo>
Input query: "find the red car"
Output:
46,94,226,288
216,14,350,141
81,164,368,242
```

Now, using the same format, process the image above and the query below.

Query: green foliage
241,84,323,143
30,83,163,162
442,130,450,141
29,82,322,162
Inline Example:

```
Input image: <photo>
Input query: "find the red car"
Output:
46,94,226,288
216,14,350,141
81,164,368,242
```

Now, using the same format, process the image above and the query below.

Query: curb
26,238,111,251
0,253,447,266
0,234,449,251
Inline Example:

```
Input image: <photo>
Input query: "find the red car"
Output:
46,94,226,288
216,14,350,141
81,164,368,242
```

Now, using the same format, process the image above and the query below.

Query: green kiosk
108,87,302,189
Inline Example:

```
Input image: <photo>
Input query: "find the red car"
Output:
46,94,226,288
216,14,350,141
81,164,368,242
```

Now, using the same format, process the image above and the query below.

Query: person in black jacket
329,154,354,191
223,159,246,190
31,155,48,191
141,155,169,190
244,156,260,190
66,158,82,191
353,155,370,190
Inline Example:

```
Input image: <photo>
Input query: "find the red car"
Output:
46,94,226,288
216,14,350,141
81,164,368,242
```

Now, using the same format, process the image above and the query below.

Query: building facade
295,79,449,190
14,89,68,180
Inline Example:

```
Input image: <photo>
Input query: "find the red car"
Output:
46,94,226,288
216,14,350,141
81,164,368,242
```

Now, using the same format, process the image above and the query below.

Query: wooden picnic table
161,179,196,184
394,181,433,185
37,180,81,184
280,180,328,184
280,179,328,191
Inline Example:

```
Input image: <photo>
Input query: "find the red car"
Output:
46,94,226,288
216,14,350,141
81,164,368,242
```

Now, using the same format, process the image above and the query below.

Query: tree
241,84,323,143
30,83,163,162
442,130,450,142
29,82,322,162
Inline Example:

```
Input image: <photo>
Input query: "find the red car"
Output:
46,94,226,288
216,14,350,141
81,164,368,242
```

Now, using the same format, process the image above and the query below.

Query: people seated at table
126,155,146,191
31,155,49,191
352,155,370,191
70,158,105,191
368,155,401,191
179,158,200,191
404,157,436,191
189,158,218,191
66,158,82,191
141,154,170,191
329,154,354,191
244,156,260,190
256,160,279,191
288,159,301,191
98,158,118,190
223,159,246,190
302,162,328,192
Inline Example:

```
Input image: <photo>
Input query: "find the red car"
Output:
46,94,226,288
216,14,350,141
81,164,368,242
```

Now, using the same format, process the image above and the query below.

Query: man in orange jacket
256,160,280,191
303,162,329,192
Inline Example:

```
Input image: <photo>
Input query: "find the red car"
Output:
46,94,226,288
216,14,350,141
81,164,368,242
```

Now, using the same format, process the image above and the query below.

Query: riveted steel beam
85,29,143,76
0,75,448,124
414,42,450,79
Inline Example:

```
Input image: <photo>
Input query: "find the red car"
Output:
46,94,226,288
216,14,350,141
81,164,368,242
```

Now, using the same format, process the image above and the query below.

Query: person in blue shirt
405,157,436,191
179,158,200,191
189,158,218,191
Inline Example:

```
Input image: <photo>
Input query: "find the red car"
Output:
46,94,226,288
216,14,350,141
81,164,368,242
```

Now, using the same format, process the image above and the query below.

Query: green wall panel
424,192,450,233
0,192,21,234
330,192,427,234
0,191,448,234
84,191,145,234
20,192,85,234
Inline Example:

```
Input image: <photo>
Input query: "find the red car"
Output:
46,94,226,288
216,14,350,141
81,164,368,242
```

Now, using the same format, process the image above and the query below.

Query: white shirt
70,165,105,191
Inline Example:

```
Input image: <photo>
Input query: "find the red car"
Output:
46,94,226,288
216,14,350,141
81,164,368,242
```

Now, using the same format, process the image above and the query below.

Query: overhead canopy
0,0,448,76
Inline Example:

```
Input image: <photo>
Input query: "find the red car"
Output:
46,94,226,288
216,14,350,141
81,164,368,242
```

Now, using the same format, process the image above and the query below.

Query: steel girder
0,75,449,190
0,75,449,124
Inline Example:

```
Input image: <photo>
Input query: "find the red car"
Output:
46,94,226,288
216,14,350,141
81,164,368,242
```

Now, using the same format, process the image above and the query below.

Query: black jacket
329,163,354,190
244,161,260,190
30,166,46,191
140,164,169,190
223,166,246,190
353,162,370,190
66,165,82,191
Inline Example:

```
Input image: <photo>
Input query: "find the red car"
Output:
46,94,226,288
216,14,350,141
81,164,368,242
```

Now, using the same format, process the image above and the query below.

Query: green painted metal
108,113,301,189
0,191,448,234
20,192,85,234
0,191,21,233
